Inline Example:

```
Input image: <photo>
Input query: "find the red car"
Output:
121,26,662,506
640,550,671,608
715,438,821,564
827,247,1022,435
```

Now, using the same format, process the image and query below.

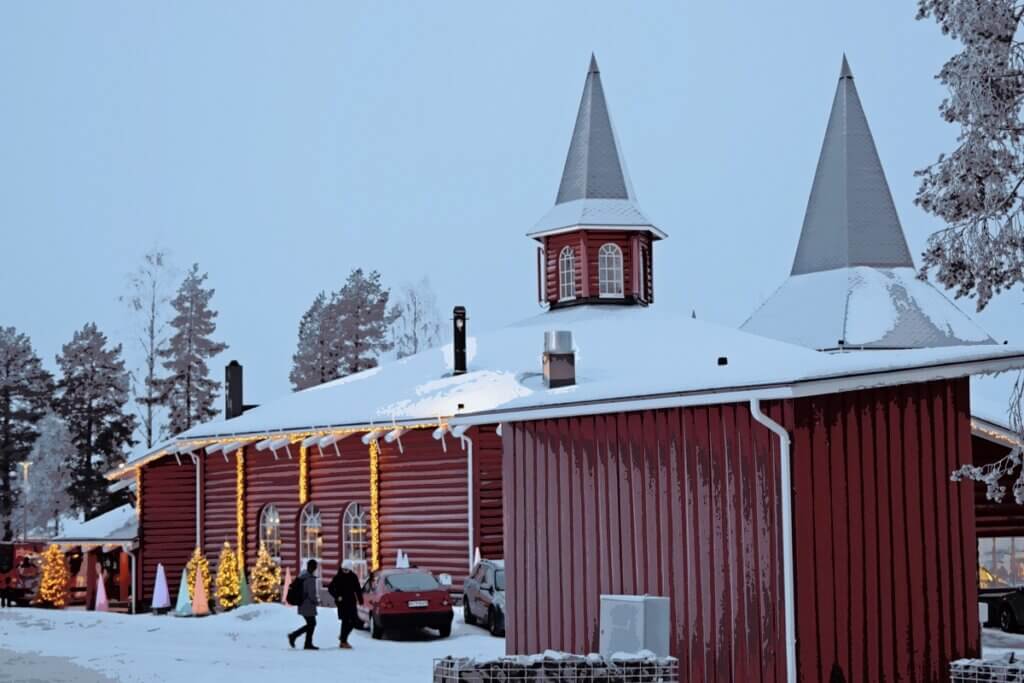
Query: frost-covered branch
952,445,1024,501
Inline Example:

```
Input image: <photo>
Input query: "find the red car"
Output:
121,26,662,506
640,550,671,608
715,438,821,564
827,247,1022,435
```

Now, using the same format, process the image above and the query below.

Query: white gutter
750,398,795,683
454,425,475,571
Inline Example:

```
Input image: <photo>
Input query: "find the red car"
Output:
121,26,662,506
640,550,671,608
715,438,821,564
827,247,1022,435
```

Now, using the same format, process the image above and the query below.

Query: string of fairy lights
115,421,447,575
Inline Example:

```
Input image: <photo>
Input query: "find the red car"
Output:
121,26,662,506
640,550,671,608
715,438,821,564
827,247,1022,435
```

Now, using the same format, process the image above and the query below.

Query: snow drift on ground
0,605,503,683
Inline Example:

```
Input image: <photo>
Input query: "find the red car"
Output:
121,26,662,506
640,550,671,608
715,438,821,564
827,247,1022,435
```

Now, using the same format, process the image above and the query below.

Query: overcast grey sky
1,1,1021,412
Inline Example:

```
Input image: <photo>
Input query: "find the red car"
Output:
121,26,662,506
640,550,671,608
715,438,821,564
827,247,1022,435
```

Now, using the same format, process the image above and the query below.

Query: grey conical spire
555,54,633,203
790,55,913,275
531,55,663,239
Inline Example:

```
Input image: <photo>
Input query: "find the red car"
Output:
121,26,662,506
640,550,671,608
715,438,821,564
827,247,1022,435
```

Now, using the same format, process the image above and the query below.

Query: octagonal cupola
532,55,666,309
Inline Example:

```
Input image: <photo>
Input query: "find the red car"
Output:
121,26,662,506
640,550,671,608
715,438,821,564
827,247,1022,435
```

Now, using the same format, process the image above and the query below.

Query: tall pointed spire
531,54,663,239
790,55,913,275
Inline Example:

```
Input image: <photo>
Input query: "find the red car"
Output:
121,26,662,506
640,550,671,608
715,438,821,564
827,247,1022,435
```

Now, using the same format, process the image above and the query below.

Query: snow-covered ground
0,604,504,682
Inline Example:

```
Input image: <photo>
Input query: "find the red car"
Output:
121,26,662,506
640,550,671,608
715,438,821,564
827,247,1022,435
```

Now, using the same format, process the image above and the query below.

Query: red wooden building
108,55,1024,683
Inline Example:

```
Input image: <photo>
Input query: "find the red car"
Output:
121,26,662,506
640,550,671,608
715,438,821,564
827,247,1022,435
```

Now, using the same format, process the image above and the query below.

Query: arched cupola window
558,246,576,300
341,502,369,581
598,243,624,297
299,503,323,579
259,504,282,562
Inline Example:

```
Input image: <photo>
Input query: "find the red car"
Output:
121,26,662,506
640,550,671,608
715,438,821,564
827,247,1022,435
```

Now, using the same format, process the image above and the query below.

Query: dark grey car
462,559,505,636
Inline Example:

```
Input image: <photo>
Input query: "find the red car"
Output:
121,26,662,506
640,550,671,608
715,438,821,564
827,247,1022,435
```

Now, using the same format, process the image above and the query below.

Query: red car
357,568,453,639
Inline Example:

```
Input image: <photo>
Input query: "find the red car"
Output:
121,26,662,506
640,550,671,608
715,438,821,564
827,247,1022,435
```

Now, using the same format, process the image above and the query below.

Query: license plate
408,600,428,608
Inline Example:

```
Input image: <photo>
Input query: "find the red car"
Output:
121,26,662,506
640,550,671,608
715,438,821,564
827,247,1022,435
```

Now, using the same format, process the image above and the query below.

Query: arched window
341,502,369,581
598,243,624,297
299,503,323,578
259,504,282,562
558,246,576,300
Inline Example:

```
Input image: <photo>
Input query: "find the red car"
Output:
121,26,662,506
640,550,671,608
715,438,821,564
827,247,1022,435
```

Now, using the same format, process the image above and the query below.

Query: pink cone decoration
281,566,292,606
94,574,109,612
192,567,210,617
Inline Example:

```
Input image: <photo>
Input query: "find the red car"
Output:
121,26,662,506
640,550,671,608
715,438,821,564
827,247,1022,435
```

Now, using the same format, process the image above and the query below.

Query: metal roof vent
543,331,575,388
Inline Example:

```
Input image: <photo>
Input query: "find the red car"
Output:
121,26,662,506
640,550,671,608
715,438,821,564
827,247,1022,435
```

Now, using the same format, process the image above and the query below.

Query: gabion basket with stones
433,653,680,683
950,654,1024,682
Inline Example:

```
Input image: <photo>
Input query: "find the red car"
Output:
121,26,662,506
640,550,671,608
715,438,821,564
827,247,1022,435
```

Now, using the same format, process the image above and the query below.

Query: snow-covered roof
741,57,995,351
531,55,663,239
743,267,994,350
51,504,138,544
108,305,1024,478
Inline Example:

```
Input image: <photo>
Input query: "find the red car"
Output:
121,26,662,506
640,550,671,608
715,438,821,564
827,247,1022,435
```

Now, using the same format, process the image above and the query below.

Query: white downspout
127,548,137,614
750,398,796,683
195,455,201,549
453,425,474,571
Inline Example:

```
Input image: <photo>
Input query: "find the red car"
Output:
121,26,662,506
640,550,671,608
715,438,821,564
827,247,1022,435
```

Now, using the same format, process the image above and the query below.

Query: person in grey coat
288,560,321,650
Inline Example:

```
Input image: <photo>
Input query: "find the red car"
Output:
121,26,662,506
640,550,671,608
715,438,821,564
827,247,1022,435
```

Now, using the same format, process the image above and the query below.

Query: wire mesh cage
433,654,680,682
950,655,1024,682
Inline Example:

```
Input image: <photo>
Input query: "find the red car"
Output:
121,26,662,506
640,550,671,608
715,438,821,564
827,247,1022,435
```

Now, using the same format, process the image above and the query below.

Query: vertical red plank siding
202,453,235,560
377,429,475,591
788,379,980,681
307,443,370,579
139,457,196,608
503,404,785,681
475,425,504,560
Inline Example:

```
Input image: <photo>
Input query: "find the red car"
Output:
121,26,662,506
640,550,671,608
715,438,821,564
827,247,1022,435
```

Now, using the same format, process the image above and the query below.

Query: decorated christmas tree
250,542,281,603
214,541,241,611
185,546,211,603
37,544,69,608
151,563,171,612
173,570,192,617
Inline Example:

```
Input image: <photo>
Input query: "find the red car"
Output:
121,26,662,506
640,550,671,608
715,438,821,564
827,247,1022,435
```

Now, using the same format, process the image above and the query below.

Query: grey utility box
598,594,671,658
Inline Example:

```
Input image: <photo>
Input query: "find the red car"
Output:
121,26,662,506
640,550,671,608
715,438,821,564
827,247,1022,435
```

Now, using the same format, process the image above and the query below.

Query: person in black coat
327,560,364,649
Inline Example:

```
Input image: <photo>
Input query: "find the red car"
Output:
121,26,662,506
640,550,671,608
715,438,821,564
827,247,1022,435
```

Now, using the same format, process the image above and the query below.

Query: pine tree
18,413,74,535
185,546,211,603
157,264,228,435
335,269,399,375
0,327,53,541
120,248,175,449
250,542,281,603
214,541,241,611
392,277,442,359
289,291,342,391
37,544,69,608
54,323,137,515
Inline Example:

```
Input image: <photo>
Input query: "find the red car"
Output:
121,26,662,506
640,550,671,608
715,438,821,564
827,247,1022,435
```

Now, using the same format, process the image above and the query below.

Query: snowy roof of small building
111,304,1024,477
743,267,994,350
742,57,995,350
531,55,664,239
50,504,137,544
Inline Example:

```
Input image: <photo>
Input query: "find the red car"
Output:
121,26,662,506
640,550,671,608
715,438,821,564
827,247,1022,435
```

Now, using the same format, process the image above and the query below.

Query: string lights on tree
250,541,282,603
214,541,241,611
37,544,69,608
185,546,211,603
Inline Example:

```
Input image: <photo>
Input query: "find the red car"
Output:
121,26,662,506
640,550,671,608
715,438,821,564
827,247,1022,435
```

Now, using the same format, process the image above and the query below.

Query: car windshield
385,573,440,592
494,569,506,591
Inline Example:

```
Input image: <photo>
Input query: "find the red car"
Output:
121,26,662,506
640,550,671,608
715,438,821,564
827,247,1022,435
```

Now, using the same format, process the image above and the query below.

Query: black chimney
453,306,467,375
225,360,243,419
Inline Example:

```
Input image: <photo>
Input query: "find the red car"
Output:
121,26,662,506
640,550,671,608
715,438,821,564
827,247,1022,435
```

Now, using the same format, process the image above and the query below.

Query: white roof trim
527,222,667,241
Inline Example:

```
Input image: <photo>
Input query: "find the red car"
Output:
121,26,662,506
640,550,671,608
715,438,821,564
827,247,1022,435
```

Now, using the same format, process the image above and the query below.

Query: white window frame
299,503,323,580
598,243,624,298
341,502,369,582
259,504,282,562
558,246,576,301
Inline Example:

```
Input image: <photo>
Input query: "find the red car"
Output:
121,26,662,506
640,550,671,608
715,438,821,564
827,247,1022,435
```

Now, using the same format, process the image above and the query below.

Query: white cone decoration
151,563,171,611
474,547,482,566
396,549,410,569
94,572,109,612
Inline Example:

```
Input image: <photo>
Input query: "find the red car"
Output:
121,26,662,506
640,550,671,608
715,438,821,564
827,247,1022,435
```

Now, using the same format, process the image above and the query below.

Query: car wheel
488,608,502,637
369,612,384,640
437,621,452,638
463,596,475,625
1001,606,1018,633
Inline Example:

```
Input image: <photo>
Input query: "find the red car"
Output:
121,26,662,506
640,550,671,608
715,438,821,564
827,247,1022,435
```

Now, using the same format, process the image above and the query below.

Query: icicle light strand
236,448,245,568
369,439,381,571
